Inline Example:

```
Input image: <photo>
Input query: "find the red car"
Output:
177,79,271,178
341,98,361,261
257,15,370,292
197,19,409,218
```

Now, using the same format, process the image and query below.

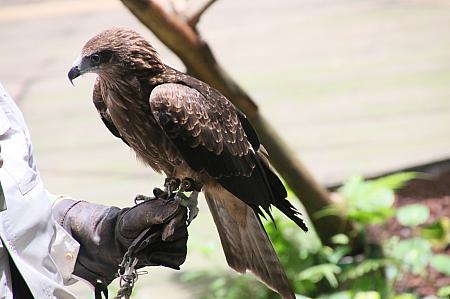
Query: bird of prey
68,27,307,299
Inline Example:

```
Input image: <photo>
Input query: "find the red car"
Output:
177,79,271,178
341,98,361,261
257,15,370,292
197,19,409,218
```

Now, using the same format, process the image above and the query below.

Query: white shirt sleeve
0,82,80,298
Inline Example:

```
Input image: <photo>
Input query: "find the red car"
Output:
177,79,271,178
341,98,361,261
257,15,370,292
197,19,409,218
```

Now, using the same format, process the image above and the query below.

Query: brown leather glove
52,194,188,287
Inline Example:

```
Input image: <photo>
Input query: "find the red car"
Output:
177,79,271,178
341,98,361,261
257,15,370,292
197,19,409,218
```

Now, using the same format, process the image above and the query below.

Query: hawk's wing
92,78,129,145
149,83,277,213
150,82,257,179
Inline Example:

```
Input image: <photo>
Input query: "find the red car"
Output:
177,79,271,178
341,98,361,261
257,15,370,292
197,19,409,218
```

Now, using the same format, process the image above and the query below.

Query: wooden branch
187,0,217,28
120,0,354,246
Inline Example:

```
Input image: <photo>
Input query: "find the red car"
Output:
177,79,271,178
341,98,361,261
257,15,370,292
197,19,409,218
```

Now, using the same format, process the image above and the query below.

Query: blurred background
1,0,450,298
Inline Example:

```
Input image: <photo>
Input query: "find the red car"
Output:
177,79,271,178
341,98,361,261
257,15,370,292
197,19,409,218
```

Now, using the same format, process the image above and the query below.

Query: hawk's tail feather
204,187,296,299
256,153,308,232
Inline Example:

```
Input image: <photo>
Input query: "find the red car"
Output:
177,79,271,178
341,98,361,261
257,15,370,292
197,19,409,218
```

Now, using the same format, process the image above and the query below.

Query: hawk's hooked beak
68,55,84,86
68,67,80,86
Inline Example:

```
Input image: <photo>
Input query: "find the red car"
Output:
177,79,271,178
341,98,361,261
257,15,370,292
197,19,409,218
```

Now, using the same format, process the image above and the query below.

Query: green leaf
331,234,349,245
340,259,387,281
385,263,400,283
437,285,450,297
354,291,380,299
371,172,419,190
210,277,226,291
421,217,450,249
421,219,446,240
346,181,395,211
396,204,430,226
318,291,352,299
339,175,365,198
298,264,341,288
392,294,417,299
314,206,341,219
337,174,413,225
430,254,450,275
347,208,394,224
390,237,432,275
327,246,351,264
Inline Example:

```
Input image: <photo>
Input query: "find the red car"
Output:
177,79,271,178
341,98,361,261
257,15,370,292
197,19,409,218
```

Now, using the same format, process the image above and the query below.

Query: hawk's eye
90,54,101,65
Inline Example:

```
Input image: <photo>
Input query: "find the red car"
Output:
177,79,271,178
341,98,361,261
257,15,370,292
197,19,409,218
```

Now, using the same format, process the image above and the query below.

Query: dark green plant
178,172,449,299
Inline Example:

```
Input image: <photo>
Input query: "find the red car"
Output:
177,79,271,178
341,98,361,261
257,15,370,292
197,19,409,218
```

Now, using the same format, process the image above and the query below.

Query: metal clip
114,253,140,299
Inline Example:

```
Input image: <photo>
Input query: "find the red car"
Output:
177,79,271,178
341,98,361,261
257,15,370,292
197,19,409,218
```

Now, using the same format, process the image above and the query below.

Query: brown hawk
68,27,307,299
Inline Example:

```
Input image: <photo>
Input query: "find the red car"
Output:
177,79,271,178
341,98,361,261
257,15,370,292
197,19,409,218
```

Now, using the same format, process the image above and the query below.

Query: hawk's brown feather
149,83,256,178
93,78,128,145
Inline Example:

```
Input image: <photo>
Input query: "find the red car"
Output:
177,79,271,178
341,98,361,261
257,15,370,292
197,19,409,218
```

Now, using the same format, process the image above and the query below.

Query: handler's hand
52,194,188,287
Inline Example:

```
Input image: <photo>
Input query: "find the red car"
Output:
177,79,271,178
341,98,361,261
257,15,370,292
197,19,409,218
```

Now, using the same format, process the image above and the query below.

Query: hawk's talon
174,190,199,226
163,177,201,225
152,187,168,199
164,178,180,196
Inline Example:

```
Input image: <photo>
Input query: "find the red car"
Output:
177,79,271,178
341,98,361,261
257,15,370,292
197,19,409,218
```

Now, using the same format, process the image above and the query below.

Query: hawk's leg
164,178,181,197
134,178,180,204
175,178,202,225
174,191,199,225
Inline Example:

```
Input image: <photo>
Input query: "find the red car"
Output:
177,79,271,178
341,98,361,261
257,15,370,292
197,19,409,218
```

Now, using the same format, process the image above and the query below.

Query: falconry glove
52,194,188,288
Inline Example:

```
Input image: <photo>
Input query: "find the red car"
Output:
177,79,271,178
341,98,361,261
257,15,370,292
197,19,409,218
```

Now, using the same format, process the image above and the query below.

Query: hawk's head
68,27,165,84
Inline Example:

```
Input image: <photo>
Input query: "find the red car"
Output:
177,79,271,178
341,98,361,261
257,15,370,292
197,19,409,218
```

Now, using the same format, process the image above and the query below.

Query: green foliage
331,234,349,245
353,291,381,299
298,264,341,288
337,173,418,225
338,175,395,224
430,254,450,276
340,259,389,282
421,217,450,249
180,270,275,299
179,172,449,299
371,172,420,190
318,290,400,299
396,204,430,226
392,294,418,299
388,237,432,275
437,285,450,298
318,291,351,299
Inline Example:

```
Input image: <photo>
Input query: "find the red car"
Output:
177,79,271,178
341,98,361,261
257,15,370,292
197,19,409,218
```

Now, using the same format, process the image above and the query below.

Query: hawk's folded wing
149,83,257,178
